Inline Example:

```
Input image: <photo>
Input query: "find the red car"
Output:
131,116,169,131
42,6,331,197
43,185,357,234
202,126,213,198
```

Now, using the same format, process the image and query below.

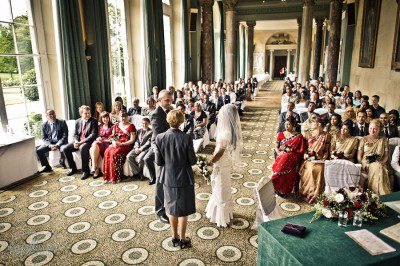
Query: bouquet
279,145,292,154
304,151,317,161
331,150,345,160
366,153,379,164
196,155,211,184
310,187,386,223
110,133,121,146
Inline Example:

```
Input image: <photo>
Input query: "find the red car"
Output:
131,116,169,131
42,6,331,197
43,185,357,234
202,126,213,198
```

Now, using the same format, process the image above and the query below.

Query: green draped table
257,192,400,265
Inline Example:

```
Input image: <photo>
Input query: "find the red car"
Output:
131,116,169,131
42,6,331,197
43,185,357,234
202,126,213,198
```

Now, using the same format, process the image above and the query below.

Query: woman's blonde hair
369,119,383,131
111,101,122,115
167,109,184,128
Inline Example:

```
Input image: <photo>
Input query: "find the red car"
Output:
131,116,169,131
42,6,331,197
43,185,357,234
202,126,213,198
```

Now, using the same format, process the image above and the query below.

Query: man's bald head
158,90,172,109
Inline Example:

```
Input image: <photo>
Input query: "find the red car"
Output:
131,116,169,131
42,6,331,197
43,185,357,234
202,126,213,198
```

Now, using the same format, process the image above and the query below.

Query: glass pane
112,76,125,97
0,56,19,86
163,15,170,31
14,24,33,54
19,56,36,85
0,23,15,54
162,0,170,5
166,60,172,87
11,0,30,22
0,1,12,22
3,86,23,106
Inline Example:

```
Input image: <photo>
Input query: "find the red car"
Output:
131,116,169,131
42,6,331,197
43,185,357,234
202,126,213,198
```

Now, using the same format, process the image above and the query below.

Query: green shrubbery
24,113,42,138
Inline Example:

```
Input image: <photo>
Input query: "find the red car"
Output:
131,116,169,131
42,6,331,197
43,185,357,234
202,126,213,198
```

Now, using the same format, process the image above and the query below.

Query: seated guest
309,92,322,108
357,119,391,195
272,117,307,197
324,113,342,142
187,98,196,112
299,119,331,203
388,109,400,129
371,95,386,118
354,98,368,116
390,145,400,191
155,110,197,249
94,102,105,123
114,96,126,111
330,120,359,162
141,97,156,116
203,94,217,130
323,102,339,121
379,112,399,138
190,102,207,140
103,111,136,183
128,98,142,116
365,106,375,123
221,87,231,104
297,91,309,104
90,112,113,178
168,86,178,103
342,106,356,123
152,86,159,101
126,118,152,179
111,101,122,123
354,110,369,137
322,95,334,109
278,102,300,133
300,101,316,123
245,83,253,101
177,103,194,139
331,86,340,97
227,85,237,103
36,109,68,173
353,90,362,107
344,97,354,109
211,90,224,114
176,90,184,103
281,86,298,107
301,113,319,139
61,105,98,179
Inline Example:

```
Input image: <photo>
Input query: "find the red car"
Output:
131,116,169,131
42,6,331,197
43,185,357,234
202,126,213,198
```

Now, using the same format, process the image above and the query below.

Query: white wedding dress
205,142,233,227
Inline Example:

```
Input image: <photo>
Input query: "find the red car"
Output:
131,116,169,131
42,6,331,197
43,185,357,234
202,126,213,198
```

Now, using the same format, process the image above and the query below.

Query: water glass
353,211,363,227
338,211,348,227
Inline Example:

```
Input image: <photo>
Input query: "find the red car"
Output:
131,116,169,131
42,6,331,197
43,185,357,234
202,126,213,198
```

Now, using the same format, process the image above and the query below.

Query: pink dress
96,124,113,156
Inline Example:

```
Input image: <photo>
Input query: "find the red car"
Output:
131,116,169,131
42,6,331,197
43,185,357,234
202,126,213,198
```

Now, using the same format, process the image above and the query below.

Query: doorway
274,56,287,79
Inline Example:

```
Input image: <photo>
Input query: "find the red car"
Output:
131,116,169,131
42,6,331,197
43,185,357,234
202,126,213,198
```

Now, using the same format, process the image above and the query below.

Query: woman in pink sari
272,117,307,197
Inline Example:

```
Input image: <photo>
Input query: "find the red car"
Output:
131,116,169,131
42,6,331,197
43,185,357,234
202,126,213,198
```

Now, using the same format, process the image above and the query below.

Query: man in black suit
61,105,98,180
127,98,142,116
354,110,369,137
36,109,68,173
300,101,317,123
202,94,217,130
143,90,172,224
322,102,339,122
379,112,399,138
278,102,300,132
127,117,153,179
211,90,224,113
371,95,386,119
177,103,194,139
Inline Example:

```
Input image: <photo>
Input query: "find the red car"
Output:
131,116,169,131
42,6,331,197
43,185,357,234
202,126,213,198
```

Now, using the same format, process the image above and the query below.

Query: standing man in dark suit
143,90,172,224
61,105,98,180
36,109,68,173
379,112,399,138
127,117,153,179
354,110,369,137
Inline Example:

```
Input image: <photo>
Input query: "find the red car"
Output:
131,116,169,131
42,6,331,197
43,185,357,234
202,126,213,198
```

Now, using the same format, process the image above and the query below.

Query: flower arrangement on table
310,187,386,223
331,150,345,160
304,151,317,161
196,155,211,184
366,153,379,164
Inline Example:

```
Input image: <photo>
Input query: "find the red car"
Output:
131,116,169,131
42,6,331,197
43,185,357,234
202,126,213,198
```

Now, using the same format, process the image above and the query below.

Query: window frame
163,2,174,88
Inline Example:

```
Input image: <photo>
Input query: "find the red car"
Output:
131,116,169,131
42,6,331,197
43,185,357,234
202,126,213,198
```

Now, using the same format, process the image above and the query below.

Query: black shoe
172,236,180,247
158,214,170,224
67,168,78,176
60,162,67,169
81,172,90,180
39,166,52,173
179,237,192,249
93,172,102,179
139,173,146,181
148,178,156,185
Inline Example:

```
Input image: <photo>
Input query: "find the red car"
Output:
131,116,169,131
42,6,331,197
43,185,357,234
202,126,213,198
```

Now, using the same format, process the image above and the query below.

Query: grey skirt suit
155,128,197,217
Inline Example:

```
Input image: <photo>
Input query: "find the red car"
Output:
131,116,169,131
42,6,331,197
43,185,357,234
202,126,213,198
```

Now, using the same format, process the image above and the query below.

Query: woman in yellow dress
330,120,359,162
299,120,331,203
324,113,342,143
301,113,319,140
342,106,356,123
357,119,391,195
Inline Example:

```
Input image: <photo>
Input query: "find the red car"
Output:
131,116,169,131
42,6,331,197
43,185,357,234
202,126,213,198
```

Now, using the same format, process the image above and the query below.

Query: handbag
281,222,307,238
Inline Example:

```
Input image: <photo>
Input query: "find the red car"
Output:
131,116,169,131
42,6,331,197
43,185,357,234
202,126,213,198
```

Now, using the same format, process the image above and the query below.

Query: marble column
246,20,256,79
223,0,237,84
326,0,343,84
312,17,324,80
269,50,274,81
201,0,213,82
298,0,315,85
295,17,302,75
287,50,291,74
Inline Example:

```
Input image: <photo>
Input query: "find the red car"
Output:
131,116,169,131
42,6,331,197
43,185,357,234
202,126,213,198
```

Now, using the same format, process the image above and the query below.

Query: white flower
322,208,332,218
335,193,344,203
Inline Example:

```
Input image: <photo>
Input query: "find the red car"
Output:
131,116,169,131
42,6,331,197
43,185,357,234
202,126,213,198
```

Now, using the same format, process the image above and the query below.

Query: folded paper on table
345,229,396,255
385,201,400,214
380,223,400,244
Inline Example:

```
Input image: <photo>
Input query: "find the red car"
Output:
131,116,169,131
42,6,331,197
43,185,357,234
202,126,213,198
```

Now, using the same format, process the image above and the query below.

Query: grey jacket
155,128,197,187
150,106,170,145
41,119,68,148
134,127,152,151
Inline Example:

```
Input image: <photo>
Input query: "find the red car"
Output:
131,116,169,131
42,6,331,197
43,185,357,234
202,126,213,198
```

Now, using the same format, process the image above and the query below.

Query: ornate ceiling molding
223,0,238,11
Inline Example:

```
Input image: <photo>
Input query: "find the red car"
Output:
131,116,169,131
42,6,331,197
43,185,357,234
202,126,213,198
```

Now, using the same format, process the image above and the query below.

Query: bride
206,104,242,227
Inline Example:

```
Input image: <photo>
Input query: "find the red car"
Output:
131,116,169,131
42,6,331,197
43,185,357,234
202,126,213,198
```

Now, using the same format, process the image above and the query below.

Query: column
287,50,291,74
246,20,256,79
326,0,343,84
295,17,302,75
269,50,274,81
298,0,315,85
223,0,237,83
312,17,324,80
201,0,213,82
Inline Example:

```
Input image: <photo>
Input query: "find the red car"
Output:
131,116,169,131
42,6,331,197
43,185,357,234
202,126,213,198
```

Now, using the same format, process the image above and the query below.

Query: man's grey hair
158,90,171,100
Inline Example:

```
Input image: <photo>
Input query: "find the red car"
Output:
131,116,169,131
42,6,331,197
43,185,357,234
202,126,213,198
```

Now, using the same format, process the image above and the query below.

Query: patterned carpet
0,81,311,265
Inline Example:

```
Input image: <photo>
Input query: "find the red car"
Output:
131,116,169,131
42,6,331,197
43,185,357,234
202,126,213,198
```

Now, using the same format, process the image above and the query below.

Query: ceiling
253,19,298,31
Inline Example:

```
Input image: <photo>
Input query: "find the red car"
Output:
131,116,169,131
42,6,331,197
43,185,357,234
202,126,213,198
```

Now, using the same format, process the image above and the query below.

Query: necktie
384,127,389,137
51,123,57,142
81,122,87,141
360,125,365,136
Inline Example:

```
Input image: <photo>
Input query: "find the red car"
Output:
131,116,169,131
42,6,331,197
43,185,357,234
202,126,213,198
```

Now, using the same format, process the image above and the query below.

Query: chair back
324,160,361,193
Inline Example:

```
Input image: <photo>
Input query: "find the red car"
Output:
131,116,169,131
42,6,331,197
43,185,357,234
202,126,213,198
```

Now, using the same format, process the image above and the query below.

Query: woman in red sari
103,111,136,183
272,117,307,196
